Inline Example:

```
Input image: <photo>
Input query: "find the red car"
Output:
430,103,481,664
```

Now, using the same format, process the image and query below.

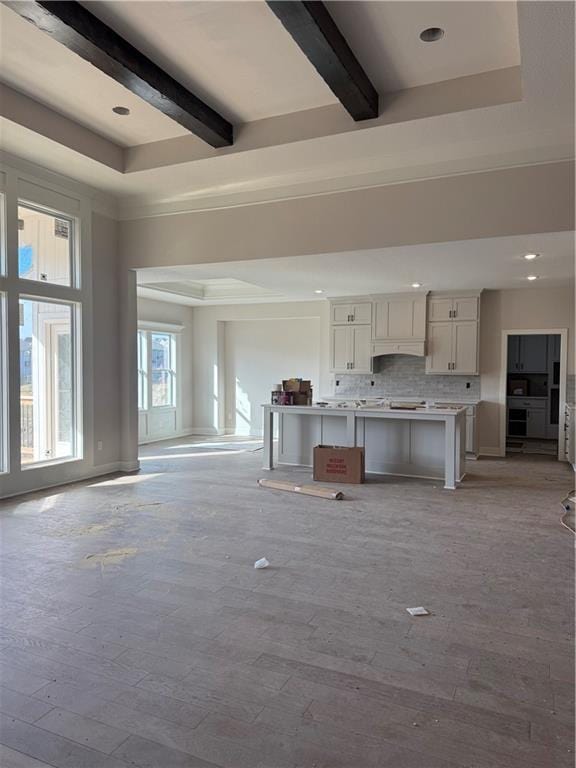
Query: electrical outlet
97,441,103,451
370,380,375,386
466,382,471,389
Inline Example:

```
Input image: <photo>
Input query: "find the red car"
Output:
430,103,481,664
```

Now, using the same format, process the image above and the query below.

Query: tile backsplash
331,355,480,400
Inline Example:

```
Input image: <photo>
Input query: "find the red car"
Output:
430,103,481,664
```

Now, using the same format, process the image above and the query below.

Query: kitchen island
262,404,467,489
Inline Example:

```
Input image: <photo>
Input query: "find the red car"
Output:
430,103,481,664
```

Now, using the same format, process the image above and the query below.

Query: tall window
19,299,77,464
137,330,177,410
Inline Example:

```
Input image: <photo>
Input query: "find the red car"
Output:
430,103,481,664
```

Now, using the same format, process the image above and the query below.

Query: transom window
18,204,75,286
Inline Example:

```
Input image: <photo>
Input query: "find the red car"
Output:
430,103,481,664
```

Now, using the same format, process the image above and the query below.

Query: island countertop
262,403,467,490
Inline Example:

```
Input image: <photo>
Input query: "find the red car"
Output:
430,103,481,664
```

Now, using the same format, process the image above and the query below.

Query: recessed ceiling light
112,106,130,116
526,275,538,281
411,282,423,288
314,289,324,294
524,253,539,260
420,27,445,42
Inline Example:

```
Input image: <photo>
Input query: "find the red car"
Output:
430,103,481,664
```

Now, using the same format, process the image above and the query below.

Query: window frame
17,200,80,290
137,326,180,413
19,295,82,470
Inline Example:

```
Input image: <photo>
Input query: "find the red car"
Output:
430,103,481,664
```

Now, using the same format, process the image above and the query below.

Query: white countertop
265,403,467,416
319,395,481,406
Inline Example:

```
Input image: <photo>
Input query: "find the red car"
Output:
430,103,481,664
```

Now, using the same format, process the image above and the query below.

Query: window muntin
18,204,74,286
19,298,78,465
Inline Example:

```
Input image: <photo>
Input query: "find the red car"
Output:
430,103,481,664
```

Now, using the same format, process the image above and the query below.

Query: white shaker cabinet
426,292,481,375
331,302,372,325
330,324,372,373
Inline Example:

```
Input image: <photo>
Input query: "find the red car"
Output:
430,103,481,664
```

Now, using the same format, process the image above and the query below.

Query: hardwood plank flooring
0,440,573,767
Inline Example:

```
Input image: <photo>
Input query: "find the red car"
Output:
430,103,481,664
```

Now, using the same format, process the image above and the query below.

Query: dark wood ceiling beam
266,1,379,121
4,0,233,147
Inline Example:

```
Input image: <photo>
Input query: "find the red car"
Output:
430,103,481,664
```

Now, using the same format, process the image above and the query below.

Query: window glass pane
152,371,172,407
18,205,73,286
151,333,170,370
19,299,77,464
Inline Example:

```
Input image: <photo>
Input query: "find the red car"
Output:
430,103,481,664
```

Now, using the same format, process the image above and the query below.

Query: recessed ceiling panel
0,6,189,146
327,0,521,93
83,0,338,123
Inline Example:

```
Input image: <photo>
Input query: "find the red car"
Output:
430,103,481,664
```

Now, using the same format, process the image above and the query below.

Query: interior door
453,321,478,374
426,322,453,373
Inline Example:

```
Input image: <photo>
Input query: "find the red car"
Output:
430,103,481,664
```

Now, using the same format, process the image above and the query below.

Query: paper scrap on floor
406,606,430,616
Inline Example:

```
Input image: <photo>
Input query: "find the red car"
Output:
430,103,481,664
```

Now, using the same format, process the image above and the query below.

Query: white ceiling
137,231,575,305
0,0,520,145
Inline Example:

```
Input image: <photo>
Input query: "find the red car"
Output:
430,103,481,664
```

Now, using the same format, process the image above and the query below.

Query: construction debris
258,478,344,500
254,557,270,569
406,606,430,617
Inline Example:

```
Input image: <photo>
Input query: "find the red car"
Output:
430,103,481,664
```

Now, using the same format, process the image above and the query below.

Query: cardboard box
283,379,311,393
313,445,365,484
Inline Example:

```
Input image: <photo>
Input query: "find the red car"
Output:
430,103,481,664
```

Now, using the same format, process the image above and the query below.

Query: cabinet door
426,323,453,373
350,325,372,372
428,297,453,322
452,321,478,374
453,297,478,321
330,326,350,371
331,304,353,324
507,335,520,371
519,335,548,373
526,409,546,438
351,302,372,324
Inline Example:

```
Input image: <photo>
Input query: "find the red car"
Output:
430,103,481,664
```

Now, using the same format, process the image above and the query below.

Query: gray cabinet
508,335,548,373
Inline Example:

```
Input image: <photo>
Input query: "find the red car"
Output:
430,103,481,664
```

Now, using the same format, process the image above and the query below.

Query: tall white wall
224,318,320,436
191,301,329,434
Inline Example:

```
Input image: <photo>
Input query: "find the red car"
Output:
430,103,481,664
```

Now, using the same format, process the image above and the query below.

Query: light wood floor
0,440,574,768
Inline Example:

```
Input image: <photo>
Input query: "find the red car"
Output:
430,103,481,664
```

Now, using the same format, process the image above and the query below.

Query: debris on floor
406,606,430,616
83,547,139,567
254,557,270,569
258,478,344,500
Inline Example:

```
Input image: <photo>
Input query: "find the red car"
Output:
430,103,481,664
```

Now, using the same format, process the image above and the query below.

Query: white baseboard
479,447,505,457
138,428,199,445
0,460,141,500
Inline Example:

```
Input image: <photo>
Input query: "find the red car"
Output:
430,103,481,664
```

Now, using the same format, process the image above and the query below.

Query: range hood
371,341,426,358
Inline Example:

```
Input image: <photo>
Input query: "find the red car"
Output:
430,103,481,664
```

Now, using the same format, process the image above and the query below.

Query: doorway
499,330,567,459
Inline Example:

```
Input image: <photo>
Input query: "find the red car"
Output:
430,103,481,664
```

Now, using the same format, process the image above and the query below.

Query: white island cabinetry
262,404,467,490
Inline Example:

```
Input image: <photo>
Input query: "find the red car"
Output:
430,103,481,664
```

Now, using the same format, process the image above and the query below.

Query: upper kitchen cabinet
426,291,481,375
329,324,372,373
428,294,479,322
331,301,372,325
373,294,426,342
508,334,548,373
